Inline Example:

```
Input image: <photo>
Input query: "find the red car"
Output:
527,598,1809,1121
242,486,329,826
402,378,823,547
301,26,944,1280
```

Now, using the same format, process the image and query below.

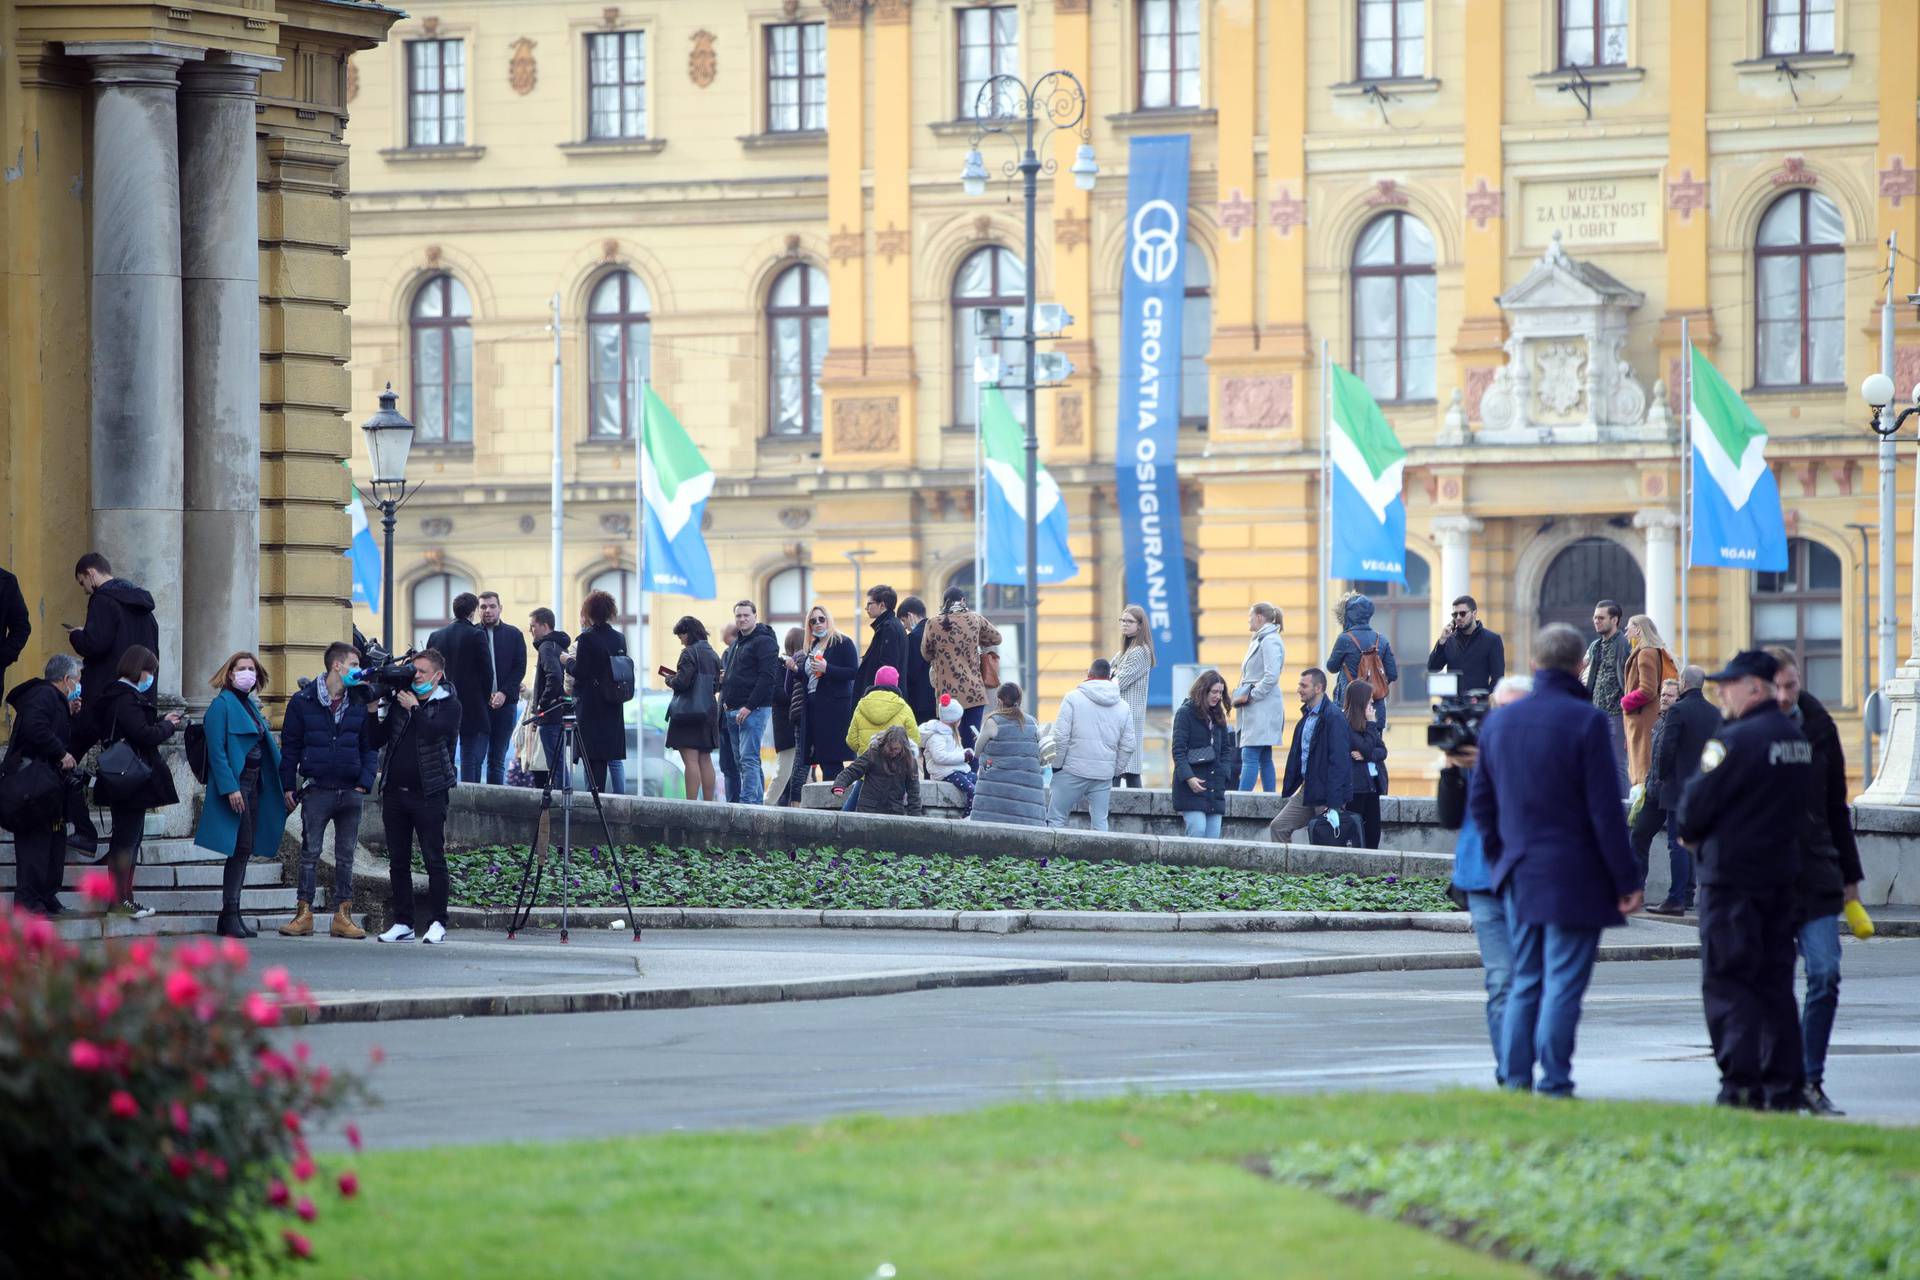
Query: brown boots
277,901,367,939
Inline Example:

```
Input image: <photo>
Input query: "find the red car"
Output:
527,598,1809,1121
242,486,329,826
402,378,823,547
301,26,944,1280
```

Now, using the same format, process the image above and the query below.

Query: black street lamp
963,71,1097,714
359,383,419,657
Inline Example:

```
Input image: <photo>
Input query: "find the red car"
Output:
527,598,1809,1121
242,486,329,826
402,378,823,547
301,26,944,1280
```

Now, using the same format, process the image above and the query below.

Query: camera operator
1436,673,1530,1080
369,648,462,945
276,642,377,939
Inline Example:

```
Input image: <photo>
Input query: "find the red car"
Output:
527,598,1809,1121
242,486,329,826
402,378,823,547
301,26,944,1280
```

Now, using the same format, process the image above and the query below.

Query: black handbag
668,671,715,722
0,755,63,833
1309,809,1365,849
93,740,153,807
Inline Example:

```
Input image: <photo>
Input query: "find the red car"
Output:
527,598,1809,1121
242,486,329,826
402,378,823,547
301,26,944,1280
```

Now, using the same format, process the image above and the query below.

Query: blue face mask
411,679,435,697
135,674,154,694
342,667,364,687
65,684,81,703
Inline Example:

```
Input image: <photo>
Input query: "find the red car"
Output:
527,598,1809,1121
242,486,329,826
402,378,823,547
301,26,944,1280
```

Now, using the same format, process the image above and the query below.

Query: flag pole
635,375,649,800
1679,317,1691,667
1319,339,1332,663
550,293,565,623
974,375,985,591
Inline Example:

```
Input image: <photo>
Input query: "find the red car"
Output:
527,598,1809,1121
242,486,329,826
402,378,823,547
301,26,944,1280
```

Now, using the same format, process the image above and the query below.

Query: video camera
1425,670,1490,753
352,648,423,697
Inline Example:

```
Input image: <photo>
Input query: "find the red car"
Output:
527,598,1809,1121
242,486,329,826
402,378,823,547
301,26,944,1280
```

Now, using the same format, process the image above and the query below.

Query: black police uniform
1675,681,1811,1111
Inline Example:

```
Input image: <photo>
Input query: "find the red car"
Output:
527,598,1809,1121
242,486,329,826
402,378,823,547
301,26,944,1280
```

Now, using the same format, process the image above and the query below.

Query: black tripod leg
581,777,643,943
506,784,555,938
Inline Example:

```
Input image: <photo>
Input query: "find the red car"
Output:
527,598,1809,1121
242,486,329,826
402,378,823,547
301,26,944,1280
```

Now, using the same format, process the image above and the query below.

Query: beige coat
920,607,1004,709
1623,644,1677,785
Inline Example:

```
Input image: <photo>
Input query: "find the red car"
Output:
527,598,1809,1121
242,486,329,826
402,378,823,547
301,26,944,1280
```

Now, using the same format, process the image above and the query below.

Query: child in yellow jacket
846,665,921,757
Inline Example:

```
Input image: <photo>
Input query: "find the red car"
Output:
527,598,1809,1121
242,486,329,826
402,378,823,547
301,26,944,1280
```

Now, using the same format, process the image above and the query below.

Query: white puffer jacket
1049,679,1137,781
918,720,969,774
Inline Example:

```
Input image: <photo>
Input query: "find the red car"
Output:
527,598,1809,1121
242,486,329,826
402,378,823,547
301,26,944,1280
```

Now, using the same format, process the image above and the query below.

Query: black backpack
605,654,636,705
0,755,63,833
183,720,211,785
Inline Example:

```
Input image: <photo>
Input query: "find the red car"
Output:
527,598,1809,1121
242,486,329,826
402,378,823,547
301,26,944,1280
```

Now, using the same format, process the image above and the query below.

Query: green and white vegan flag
982,385,1078,584
1327,361,1408,582
640,384,717,599
1689,345,1787,571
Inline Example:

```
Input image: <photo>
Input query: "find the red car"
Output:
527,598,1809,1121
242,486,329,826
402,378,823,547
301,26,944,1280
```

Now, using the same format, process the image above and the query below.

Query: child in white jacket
918,695,976,813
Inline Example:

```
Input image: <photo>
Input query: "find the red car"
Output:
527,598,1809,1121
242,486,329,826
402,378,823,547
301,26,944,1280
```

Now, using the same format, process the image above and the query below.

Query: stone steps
0,861,283,889
4,828,301,937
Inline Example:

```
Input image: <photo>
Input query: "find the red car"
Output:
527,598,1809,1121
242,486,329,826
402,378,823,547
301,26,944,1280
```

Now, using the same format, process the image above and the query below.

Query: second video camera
353,649,423,696
1425,670,1490,753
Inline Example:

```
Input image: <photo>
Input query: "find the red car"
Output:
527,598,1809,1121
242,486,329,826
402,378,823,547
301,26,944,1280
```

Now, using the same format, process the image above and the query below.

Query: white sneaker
421,922,447,945
375,924,416,943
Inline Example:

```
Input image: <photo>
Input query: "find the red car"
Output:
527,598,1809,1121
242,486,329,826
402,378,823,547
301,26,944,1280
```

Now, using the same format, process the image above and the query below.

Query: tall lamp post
962,71,1098,714
1857,372,1920,804
843,548,873,619
359,382,419,657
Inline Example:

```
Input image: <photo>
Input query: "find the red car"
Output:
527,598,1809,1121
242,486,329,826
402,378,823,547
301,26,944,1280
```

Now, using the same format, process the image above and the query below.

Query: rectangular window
1559,0,1628,69
766,22,826,133
588,31,648,140
407,39,466,147
1137,0,1200,110
957,6,1018,118
1765,0,1835,57
1357,0,1424,81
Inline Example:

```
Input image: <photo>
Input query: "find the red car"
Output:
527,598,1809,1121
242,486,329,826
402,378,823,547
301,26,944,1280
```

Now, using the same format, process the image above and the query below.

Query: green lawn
280,1092,1920,1279
436,842,1456,914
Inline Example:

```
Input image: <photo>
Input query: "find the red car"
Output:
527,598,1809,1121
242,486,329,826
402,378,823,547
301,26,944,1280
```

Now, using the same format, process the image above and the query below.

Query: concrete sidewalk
248,916,1705,1026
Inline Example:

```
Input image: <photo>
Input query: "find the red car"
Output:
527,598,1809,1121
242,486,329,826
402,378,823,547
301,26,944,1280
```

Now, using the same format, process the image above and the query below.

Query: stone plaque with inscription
1520,176,1661,249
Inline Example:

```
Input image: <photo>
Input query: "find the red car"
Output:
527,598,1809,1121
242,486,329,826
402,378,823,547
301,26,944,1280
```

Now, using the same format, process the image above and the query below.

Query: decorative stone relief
1532,341,1587,417
420,517,453,537
1465,177,1503,229
424,244,442,267
1666,168,1707,221
1895,345,1920,401
876,222,909,262
601,8,619,29
1770,155,1817,187
518,515,536,534
1269,185,1305,236
1438,388,1467,445
600,513,631,535
825,0,865,25
1881,158,1915,208
422,16,440,36
828,225,862,263
345,57,359,104
1218,375,1292,434
971,215,993,241
833,397,900,453
783,0,800,15
1217,189,1254,239
1055,393,1085,447
688,30,716,88
1056,208,1088,250
783,234,803,257
1363,179,1409,207
873,0,910,22
508,37,536,95
778,507,811,530
602,238,620,262
1464,366,1497,422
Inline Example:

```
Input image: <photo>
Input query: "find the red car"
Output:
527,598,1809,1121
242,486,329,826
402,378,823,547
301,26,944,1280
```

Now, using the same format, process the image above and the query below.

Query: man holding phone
1428,595,1505,695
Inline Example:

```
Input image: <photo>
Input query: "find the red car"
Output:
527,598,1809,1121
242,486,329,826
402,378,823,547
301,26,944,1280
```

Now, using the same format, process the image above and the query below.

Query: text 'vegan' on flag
343,465,383,615
1689,344,1787,573
981,384,1078,585
640,384,718,600
1327,361,1408,583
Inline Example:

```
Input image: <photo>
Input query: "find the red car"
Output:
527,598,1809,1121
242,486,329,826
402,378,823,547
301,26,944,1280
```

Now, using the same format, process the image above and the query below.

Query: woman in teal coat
192,651,289,938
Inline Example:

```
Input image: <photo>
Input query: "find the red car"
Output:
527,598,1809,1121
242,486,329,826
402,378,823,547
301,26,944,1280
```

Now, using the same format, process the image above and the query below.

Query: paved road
282,937,1920,1149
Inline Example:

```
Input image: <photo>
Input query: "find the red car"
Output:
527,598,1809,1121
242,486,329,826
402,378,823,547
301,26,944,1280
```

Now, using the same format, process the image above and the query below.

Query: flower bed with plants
435,843,1456,914
0,871,370,1274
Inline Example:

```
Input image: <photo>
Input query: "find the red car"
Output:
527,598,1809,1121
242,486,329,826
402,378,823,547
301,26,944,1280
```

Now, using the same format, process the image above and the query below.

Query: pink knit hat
875,665,900,688
937,694,963,724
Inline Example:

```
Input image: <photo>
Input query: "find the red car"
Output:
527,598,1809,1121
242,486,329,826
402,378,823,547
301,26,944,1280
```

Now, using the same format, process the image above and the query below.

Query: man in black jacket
721,600,781,804
855,584,907,697
4,654,82,915
0,563,30,700
526,608,571,788
1768,649,1865,1116
899,595,937,725
1427,595,1505,694
1675,650,1811,1111
427,591,490,784
369,648,462,944
276,641,378,940
472,591,528,786
68,552,158,710
1645,665,1722,914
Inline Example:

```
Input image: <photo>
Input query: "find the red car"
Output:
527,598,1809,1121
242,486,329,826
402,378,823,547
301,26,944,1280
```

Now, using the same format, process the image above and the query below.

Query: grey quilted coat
969,711,1047,826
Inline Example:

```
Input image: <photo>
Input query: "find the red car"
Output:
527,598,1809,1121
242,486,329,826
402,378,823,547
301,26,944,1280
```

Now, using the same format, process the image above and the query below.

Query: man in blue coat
1266,668,1352,843
1469,623,1643,1096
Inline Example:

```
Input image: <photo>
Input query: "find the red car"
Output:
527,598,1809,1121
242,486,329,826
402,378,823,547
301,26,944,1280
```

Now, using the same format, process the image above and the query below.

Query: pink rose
163,969,200,1007
68,1039,106,1072
345,1123,362,1152
79,870,115,905
266,1177,291,1207
168,1154,192,1180
220,937,250,967
292,1152,316,1182
282,1230,312,1259
170,1099,191,1134
262,965,291,994
108,1089,139,1119
92,984,123,1019
295,1196,317,1222
282,1108,303,1135
337,1170,360,1198
243,992,281,1028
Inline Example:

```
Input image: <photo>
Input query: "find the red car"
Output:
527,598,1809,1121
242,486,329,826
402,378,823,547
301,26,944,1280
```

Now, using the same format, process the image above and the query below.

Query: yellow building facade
2,0,397,706
343,0,1920,780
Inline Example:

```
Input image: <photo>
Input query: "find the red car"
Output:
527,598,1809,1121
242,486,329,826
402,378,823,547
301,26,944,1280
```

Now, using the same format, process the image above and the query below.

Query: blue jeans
1467,891,1515,1080
1180,810,1222,838
1238,746,1276,792
1664,816,1694,908
585,757,626,795
726,706,771,804
458,728,490,784
1796,913,1842,1088
1500,890,1602,1096
483,702,518,786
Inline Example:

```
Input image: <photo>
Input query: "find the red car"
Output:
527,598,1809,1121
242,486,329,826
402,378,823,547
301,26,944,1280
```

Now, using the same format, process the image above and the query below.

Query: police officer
1674,650,1811,1111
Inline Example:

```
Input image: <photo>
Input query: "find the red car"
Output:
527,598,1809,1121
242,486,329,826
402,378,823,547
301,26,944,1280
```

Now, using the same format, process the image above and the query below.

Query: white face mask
811,624,828,638
231,668,257,693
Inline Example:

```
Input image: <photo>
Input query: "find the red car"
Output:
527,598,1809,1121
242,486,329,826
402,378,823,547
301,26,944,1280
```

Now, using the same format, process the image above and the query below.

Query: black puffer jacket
721,623,781,711
1795,692,1865,918
531,629,572,714
370,686,461,797
68,578,157,703
4,678,74,769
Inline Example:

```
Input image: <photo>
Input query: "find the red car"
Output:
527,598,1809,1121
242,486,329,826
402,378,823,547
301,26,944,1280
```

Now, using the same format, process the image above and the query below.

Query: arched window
1351,212,1436,404
410,571,475,651
1348,550,1431,705
588,271,652,441
1536,537,1644,636
952,245,1027,428
1755,190,1845,389
765,565,813,640
1182,241,1211,425
587,567,643,659
768,264,828,437
1754,537,1843,702
945,561,1027,688
410,274,473,444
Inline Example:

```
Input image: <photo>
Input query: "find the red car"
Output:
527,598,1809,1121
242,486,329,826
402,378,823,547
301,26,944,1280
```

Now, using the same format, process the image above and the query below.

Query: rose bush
0,872,365,1276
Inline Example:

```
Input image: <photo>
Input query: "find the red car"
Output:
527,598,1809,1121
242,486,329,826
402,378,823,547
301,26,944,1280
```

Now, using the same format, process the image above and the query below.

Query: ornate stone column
1431,516,1483,609
70,42,204,702
1634,509,1681,646
180,52,278,709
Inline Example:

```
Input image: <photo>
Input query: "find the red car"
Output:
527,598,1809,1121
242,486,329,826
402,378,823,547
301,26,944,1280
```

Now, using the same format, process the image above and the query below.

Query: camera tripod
505,704,643,944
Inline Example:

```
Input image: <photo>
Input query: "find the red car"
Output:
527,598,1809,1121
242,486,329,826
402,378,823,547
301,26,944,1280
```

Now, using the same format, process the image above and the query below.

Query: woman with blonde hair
800,602,860,782
1619,613,1677,786
1110,604,1154,787
192,651,289,938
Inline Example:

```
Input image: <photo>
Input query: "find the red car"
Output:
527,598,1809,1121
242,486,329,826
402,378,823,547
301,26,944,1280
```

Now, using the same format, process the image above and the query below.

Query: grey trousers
296,786,363,905
1267,793,1326,844
1047,774,1112,831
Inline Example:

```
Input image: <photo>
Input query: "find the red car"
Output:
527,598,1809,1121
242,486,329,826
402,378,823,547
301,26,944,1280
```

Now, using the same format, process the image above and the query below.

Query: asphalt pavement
277,935,1920,1149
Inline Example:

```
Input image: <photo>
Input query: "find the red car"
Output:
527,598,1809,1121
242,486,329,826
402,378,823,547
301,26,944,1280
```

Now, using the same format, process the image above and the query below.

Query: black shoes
215,908,257,939
1646,901,1686,917
1802,1084,1845,1117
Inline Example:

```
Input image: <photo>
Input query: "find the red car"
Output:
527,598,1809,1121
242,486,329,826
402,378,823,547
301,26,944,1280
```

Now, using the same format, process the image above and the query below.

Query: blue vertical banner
1114,134,1197,706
